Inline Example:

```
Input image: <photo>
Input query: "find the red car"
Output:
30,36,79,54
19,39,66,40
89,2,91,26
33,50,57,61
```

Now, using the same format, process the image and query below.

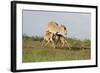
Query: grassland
22,36,91,63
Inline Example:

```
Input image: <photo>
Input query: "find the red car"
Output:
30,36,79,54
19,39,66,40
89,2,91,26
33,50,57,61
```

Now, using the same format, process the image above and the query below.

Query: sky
22,10,91,40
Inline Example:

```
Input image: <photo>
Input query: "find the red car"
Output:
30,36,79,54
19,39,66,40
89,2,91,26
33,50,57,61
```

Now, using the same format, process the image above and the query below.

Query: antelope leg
41,40,45,47
65,40,71,50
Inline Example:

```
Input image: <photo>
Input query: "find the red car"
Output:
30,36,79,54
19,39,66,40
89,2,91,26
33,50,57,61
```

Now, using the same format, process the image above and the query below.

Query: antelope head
59,24,67,35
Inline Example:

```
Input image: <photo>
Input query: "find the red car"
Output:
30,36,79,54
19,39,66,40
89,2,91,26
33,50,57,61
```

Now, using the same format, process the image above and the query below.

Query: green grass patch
22,37,91,63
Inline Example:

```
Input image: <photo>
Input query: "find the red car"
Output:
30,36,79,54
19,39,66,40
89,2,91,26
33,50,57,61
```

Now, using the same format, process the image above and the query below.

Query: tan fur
60,24,67,33
48,22,59,34
41,21,68,48
47,21,67,34
41,31,56,48
41,31,71,49
47,21,67,46
55,34,71,49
